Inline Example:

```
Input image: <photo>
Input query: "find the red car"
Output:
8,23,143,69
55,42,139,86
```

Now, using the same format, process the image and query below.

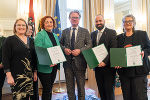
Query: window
114,0,131,34
59,0,83,30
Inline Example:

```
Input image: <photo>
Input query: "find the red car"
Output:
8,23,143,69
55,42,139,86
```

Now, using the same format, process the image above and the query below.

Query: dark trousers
0,68,5,100
120,75,148,100
95,67,116,100
30,78,39,100
38,66,57,100
64,64,86,100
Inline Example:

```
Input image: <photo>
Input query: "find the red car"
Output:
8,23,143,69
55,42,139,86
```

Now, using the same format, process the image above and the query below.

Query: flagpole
53,69,65,93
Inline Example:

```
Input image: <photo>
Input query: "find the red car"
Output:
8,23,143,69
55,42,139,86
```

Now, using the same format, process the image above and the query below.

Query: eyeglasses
123,20,133,24
16,24,26,27
71,17,80,19
44,21,53,25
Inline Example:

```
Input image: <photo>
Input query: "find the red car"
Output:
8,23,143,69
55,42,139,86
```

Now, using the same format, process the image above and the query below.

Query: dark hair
27,23,34,37
122,14,136,32
13,18,28,34
69,10,81,19
40,16,57,29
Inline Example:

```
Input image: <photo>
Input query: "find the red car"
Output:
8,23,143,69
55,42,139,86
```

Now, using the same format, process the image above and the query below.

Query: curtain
46,0,56,16
146,0,150,36
83,0,104,33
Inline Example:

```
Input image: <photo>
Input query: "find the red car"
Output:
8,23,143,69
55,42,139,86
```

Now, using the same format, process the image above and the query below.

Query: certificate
82,44,108,69
35,45,66,65
110,45,142,67
47,46,66,64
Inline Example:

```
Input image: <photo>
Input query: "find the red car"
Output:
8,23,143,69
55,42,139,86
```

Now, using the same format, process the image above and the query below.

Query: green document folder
110,46,142,67
82,49,99,69
35,46,52,65
110,48,127,67
82,44,108,69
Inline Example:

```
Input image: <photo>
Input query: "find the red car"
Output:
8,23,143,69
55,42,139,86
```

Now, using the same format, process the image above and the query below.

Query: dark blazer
117,30,150,76
60,27,92,71
91,27,117,67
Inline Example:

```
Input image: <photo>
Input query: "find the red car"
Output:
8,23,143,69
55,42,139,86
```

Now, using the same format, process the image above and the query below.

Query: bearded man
91,14,117,100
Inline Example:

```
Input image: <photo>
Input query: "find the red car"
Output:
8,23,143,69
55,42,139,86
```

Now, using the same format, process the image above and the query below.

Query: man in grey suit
60,10,92,100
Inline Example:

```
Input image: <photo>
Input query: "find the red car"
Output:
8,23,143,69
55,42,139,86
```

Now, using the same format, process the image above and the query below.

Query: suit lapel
66,28,71,47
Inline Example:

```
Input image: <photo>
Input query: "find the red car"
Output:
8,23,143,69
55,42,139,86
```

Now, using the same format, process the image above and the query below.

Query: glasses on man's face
71,17,80,19
16,24,26,27
123,20,133,24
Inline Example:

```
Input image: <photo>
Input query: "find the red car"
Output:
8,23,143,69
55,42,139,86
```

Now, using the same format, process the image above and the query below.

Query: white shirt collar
71,26,79,31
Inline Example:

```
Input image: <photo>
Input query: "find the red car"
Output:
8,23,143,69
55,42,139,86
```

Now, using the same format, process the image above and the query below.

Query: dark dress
2,35,37,100
0,36,6,100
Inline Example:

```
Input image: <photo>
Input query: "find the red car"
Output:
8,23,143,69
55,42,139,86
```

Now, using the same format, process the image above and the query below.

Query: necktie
97,31,102,45
71,28,76,50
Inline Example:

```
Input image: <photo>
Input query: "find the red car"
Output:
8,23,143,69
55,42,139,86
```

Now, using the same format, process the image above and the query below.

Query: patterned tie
71,28,76,50
97,31,102,45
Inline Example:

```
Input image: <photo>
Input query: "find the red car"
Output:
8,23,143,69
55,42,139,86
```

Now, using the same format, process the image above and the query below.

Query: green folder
110,46,142,67
82,44,108,69
110,48,127,67
35,46,52,65
82,49,99,69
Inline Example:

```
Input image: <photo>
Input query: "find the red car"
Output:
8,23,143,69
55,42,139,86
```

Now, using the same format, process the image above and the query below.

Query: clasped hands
64,48,80,56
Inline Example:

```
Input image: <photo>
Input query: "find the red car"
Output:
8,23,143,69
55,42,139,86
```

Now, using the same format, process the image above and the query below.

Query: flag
53,0,62,40
28,0,36,36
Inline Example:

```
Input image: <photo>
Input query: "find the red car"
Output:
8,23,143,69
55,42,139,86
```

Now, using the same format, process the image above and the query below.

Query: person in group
26,24,34,38
91,14,117,100
25,23,39,100
60,10,92,100
34,16,60,100
2,18,37,100
0,29,6,100
116,14,150,100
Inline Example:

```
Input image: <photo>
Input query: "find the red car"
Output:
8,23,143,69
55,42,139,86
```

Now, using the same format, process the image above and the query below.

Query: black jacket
91,27,117,67
117,30,150,77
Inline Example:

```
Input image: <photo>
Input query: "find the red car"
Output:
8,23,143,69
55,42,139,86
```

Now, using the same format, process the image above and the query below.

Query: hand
141,51,144,59
72,49,81,56
6,72,15,86
34,71,37,81
115,66,122,69
50,64,57,67
98,62,106,67
64,48,72,55
0,64,3,69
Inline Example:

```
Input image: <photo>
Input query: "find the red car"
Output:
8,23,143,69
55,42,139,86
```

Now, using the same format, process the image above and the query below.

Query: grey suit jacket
60,26,92,70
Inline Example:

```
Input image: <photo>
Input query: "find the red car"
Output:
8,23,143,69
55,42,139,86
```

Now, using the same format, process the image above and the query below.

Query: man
60,10,92,100
0,32,5,100
91,14,117,100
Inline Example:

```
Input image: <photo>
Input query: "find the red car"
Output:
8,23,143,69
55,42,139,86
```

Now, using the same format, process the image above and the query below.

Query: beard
96,24,104,30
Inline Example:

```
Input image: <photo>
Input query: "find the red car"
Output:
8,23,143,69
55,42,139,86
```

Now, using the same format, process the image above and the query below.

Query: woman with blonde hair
2,18,37,100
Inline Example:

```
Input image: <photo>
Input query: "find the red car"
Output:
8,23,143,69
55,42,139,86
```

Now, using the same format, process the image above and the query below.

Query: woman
26,24,34,38
25,23,39,100
2,18,37,100
34,16,59,100
0,31,5,100
116,14,150,100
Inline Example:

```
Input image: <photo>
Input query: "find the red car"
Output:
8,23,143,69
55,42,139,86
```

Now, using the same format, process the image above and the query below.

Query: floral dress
2,35,37,100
